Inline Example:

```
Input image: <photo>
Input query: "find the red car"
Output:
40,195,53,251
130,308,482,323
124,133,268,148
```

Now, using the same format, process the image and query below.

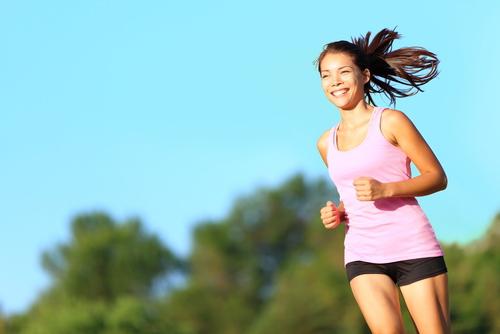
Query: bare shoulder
381,108,413,124
380,108,416,147
380,107,445,179
317,129,331,167
317,129,330,149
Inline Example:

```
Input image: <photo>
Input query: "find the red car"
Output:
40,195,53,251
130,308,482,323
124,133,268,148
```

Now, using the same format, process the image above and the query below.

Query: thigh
349,274,405,334
400,272,450,334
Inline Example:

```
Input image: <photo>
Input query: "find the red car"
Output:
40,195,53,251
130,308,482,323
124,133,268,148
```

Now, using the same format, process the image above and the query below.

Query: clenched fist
320,201,346,229
353,176,388,201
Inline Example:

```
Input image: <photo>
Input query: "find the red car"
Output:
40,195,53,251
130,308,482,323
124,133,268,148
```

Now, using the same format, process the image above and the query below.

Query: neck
337,100,374,129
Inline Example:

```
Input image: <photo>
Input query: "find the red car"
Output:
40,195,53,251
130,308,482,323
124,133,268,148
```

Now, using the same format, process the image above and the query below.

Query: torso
324,106,445,266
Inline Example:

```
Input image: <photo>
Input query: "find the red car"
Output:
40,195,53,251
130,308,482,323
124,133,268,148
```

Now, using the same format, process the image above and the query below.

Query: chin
332,99,354,110
334,95,365,110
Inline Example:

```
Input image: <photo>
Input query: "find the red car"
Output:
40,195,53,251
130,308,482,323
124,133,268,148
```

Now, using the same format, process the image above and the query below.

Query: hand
320,201,345,229
353,177,388,201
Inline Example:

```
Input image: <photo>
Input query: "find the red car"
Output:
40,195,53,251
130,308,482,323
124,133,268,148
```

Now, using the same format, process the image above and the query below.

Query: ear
362,68,371,84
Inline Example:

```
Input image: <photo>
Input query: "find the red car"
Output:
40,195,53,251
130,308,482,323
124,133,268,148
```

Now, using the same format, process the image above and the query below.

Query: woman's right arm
316,129,330,167
317,130,346,221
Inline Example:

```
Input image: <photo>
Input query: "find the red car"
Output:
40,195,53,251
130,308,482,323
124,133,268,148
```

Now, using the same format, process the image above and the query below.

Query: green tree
21,300,107,334
105,297,185,334
445,213,500,333
0,312,5,334
5,173,500,333
164,173,500,334
164,174,340,333
41,212,180,302
248,241,367,333
8,212,183,334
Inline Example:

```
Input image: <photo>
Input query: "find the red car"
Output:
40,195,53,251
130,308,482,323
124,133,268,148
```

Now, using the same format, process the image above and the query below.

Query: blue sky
1,0,499,315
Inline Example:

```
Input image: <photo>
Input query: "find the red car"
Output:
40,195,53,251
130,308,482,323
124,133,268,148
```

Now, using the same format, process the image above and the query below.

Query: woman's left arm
383,109,448,198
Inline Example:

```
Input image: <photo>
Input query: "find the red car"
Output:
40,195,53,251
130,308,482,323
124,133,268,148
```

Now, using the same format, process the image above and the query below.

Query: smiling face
319,52,370,110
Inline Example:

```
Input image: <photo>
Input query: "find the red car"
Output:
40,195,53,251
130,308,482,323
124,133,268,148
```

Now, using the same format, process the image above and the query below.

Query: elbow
428,170,447,192
439,173,448,191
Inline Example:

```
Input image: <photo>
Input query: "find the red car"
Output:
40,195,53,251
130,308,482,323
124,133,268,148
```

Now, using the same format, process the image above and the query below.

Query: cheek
354,74,366,86
321,80,330,92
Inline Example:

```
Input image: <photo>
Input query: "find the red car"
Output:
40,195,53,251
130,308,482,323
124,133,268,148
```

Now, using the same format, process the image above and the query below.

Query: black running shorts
345,256,448,286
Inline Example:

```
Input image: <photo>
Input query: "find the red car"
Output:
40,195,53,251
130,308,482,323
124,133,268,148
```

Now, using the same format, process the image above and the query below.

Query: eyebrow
320,66,353,73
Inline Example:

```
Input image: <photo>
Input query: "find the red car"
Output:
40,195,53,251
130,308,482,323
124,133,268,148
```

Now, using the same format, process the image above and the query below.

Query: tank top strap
368,106,387,140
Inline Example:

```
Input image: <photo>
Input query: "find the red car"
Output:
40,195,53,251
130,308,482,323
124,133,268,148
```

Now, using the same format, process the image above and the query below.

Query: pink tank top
327,106,444,267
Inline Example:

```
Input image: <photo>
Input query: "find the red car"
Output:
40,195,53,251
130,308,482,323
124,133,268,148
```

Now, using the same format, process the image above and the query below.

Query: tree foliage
5,174,499,333
41,213,180,302
6,213,184,333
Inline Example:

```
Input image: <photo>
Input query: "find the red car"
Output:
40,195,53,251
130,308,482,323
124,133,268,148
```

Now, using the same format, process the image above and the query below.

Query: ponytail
315,28,439,106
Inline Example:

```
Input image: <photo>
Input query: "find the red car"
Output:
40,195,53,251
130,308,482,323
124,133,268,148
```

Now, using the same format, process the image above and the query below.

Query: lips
331,88,349,97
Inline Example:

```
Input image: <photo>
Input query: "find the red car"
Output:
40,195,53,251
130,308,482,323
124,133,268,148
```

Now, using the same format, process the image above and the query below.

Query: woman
316,28,451,334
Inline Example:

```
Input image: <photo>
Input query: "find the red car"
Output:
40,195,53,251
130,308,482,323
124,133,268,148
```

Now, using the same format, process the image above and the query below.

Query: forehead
320,52,356,71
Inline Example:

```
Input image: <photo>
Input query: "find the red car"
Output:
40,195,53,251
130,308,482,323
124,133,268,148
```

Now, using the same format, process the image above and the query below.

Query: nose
330,73,343,86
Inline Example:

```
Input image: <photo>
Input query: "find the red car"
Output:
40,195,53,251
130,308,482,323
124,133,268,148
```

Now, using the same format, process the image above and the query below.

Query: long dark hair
314,28,439,106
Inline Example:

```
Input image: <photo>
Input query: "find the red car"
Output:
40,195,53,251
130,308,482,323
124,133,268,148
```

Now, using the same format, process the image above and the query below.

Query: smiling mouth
331,89,349,97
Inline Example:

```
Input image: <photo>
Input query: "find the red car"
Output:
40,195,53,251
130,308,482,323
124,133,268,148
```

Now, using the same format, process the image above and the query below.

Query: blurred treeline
1,173,498,334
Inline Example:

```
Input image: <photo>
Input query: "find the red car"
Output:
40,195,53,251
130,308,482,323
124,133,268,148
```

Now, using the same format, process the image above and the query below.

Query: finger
320,206,332,215
353,183,365,190
321,208,331,216
360,190,372,198
321,213,332,220
323,217,335,225
356,190,369,197
325,221,340,229
353,178,369,186
327,207,338,216
355,183,369,190
323,216,335,223
324,222,336,229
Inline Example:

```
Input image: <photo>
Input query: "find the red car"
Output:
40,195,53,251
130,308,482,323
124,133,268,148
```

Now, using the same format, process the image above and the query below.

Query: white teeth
332,89,348,97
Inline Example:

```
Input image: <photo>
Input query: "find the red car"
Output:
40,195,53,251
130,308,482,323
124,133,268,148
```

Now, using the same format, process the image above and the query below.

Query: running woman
316,28,450,334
